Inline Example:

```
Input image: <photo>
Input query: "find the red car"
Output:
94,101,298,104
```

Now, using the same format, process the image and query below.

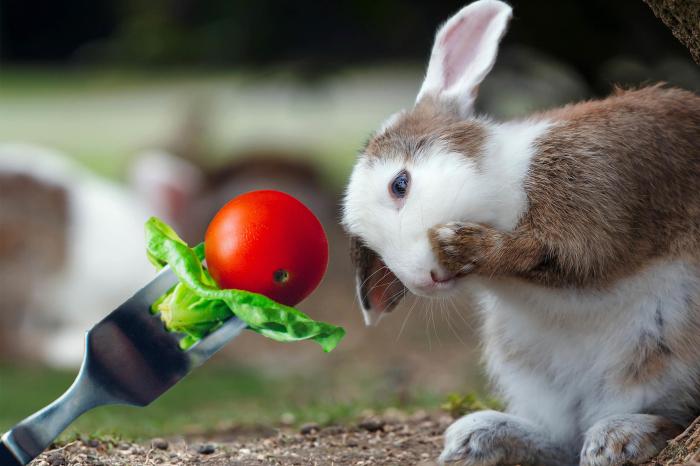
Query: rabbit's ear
350,237,406,326
417,0,512,118
129,149,204,224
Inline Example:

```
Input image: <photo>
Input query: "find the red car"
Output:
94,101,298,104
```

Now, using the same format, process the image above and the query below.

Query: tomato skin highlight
204,190,329,306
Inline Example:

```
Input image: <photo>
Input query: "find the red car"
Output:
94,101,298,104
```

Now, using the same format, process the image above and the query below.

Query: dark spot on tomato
273,268,290,284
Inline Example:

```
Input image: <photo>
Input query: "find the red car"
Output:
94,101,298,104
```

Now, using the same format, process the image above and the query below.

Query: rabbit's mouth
411,270,461,297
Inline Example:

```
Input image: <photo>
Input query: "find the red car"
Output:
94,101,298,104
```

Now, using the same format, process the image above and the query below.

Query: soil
29,411,448,466
28,412,700,466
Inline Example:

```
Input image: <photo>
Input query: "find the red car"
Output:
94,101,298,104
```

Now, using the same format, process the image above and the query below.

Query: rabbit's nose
430,269,455,283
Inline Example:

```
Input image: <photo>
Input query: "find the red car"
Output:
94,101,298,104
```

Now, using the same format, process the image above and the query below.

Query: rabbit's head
342,0,514,325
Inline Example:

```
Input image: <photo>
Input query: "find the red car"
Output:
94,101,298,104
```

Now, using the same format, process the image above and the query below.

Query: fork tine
187,317,247,367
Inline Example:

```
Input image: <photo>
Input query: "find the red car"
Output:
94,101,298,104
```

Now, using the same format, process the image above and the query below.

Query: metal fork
0,268,246,466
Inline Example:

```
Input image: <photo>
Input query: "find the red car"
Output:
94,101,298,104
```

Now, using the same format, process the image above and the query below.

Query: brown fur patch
364,97,487,162
0,173,68,359
620,290,700,390
430,222,547,279
620,332,673,386
431,85,700,289
664,291,700,366
0,173,68,273
522,85,700,288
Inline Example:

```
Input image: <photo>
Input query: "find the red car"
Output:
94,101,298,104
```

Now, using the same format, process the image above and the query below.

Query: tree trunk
643,0,700,64
637,2,700,462
644,417,700,465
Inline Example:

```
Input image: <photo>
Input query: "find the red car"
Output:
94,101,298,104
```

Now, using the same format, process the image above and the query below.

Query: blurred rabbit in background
0,144,154,367
0,136,337,367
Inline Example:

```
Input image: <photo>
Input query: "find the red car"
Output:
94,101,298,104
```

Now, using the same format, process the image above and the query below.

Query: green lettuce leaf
145,217,345,352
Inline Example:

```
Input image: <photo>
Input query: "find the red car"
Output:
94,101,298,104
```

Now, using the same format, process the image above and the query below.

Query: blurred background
1,0,698,439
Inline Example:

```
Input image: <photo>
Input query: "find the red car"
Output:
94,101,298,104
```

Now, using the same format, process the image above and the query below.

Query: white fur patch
471,259,700,444
481,119,552,230
0,143,85,187
434,223,460,255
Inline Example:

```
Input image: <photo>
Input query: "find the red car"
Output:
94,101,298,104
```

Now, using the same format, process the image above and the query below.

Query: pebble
279,412,296,425
358,418,385,432
299,422,320,435
151,438,169,450
411,410,429,421
196,443,216,455
86,439,100,448
320,425,345,436
46,451,66,466
383,407,408,422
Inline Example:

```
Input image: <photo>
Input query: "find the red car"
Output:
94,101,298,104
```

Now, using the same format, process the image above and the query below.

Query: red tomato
204,190,328,306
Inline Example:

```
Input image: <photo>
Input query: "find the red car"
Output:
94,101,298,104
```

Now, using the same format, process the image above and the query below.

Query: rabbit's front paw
429,222,493,275
580,414,680,466
439,411,533,466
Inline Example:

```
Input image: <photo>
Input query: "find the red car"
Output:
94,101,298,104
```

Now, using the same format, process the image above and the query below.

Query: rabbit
341,1,700,465
0,143,155,367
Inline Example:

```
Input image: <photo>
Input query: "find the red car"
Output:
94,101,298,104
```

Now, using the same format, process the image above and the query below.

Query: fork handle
0,369,107,466
0,442,21,466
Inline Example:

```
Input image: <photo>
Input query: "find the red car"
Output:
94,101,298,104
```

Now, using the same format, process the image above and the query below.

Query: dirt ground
29,412,700,466
29,411,448,466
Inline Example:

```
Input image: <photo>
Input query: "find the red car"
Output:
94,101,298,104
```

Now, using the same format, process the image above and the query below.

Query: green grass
0,363,445,441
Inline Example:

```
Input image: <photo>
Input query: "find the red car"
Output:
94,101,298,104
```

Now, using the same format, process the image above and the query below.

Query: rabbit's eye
390,170,410,199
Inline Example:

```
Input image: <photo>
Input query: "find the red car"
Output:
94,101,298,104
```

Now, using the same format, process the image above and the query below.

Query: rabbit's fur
0,144,155,367
342,1,700,464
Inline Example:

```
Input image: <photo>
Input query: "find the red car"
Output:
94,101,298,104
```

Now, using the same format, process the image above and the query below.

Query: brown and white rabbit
342,1,700,464
0,143,156,367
